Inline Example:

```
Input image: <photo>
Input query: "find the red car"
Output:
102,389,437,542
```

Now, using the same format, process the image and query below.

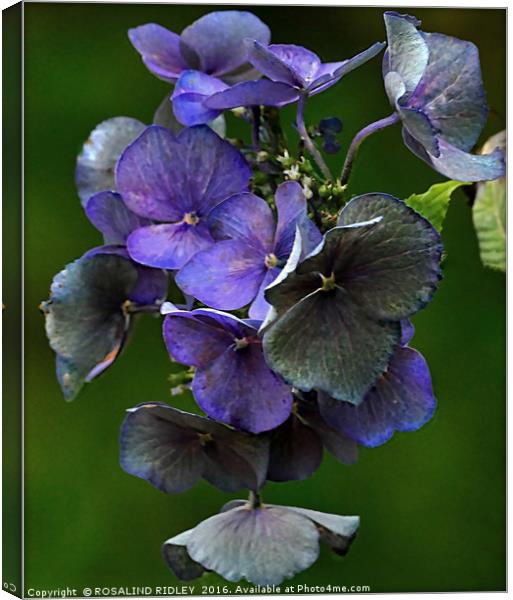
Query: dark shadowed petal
318,347,436,447
83,245,168,306
163,310,234,368
180,11,270,77
185,505,319,585
336,194,442,320
248,267,281,321
268,411,324,482
247,40,302,86
42,254,137,400
153,94,183,133
205,79,299,110
75,117,146,205
176,240,265,310
263,287,401,404
85,191,151,245
162,530,206,581
128,24,188,82
127,221,214,270
120,403,269,493
383,12,428,95
208,192,275,250
173,125,252,216
273,181,322,258
116,126,185,221
282,506,359,555
399,106,440,157
172,71,228,126
408,32,487,151
193,340,293,433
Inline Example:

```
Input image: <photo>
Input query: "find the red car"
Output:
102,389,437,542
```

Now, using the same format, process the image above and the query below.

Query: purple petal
208,192,275,250
173,125,252,216
116,126,184,221
163,311,236,368
193,341,293,433
399,106,440,157
205,79,299,109
247,40,302,86
248,267,281,321
273,181,321,258
127,222,214,270
128,24,188,82
408,32,488,152
266,44,321,86
172,71,228,126
400,319,415,346
176,240,265,311
318,347,436,447
75,117,146,205
180,11,270,77
85,191,151,244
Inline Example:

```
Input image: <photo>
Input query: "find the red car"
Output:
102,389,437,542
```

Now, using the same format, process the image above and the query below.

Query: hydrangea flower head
128,11,270,84
163,307,293,433
383,11,504,181
115,124,251,269
176,181,321,320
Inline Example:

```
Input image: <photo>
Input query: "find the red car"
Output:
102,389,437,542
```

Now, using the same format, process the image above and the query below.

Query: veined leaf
472,176,506,271
405,180,470,232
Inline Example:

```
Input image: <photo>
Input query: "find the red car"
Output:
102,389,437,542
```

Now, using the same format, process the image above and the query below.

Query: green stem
296,93,333,181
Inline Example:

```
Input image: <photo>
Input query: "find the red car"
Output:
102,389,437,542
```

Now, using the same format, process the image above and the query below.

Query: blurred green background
21,3,505,594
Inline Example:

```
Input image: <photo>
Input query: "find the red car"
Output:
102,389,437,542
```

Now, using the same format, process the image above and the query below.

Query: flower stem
122,300,162,315
296,93,333,181
249,490,262,508
340,112,400,186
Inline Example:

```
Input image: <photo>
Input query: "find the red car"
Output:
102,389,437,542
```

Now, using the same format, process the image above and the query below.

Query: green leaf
472,176,506,271
405,180,470,231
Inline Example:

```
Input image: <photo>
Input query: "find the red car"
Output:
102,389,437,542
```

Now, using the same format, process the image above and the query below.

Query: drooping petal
408,32,488,151
85,191,151,244
273,181,321,258
336,194,443,320
399,106,440,157
180,11,270,77
127,221,214,270
267,411,324,482
42,253,137,401
263,286,401,404
120,403,270,493
382,12,429,96
162,530,206,581
75,117,146,205
128,24,188,82
208,192,275,250
175,240,265,311
172,71,228,126
193,341,293,433
183,505,320,585
405,131,505,182
318,347,436,447
205,79,299,109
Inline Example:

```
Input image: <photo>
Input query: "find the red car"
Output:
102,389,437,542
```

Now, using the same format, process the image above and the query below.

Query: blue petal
172,71,228,126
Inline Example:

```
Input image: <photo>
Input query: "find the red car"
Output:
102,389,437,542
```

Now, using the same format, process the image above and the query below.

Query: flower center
234,337,250,351
264,253,279,268
198,432,213,446
183,212,199,226
320,272,336,291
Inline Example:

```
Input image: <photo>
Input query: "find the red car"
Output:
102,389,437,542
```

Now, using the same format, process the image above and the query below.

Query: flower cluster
42,9,504,586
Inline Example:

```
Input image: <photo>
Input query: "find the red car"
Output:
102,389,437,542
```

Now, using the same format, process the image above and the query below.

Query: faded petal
75,117,145,205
